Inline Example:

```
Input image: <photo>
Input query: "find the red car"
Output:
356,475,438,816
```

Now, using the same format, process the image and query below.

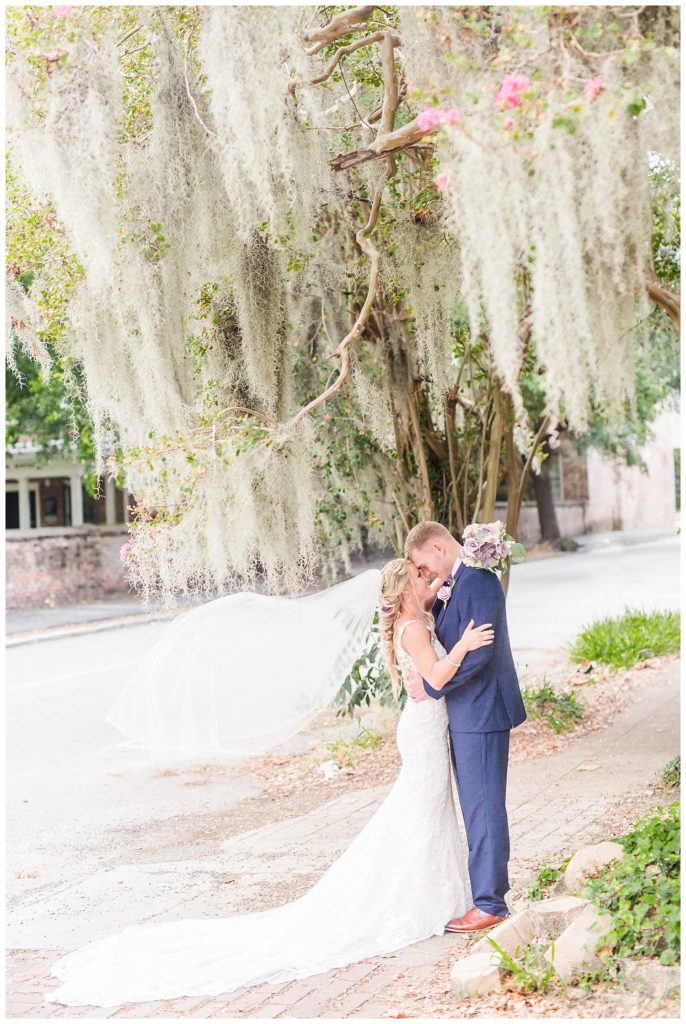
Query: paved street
5,533,680,1017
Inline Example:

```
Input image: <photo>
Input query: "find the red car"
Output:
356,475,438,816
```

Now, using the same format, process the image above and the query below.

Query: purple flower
497,542,509,557
464,537,480,552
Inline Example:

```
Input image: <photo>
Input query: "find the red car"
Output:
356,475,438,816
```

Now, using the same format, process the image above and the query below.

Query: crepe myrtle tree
6,5,680,605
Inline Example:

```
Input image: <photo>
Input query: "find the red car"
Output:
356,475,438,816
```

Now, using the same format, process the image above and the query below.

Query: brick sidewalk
7,660,679,1019
7,935,467,1019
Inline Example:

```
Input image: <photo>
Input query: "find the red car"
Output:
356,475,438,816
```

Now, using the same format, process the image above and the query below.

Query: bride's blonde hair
379,558,432,698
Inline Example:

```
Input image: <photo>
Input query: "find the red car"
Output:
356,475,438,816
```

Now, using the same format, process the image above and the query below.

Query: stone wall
6,527,132,610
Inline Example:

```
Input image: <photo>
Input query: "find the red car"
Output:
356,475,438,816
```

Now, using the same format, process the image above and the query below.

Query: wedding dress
48,619,471,1007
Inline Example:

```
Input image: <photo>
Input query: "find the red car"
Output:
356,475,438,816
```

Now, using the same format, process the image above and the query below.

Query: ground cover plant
569,608,680,669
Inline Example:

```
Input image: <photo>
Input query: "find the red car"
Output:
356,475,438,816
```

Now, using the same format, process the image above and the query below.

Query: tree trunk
532,455,562,543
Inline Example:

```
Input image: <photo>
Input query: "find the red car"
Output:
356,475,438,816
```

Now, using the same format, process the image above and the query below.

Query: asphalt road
6,532,679,949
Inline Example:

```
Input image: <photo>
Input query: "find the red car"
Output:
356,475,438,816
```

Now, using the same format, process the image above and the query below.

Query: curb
6,606,191,647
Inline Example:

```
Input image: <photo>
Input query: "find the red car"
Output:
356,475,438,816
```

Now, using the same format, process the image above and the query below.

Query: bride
48,559,494,1008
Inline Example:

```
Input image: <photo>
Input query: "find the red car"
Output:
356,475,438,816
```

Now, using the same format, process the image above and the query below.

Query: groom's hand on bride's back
406,670,430,702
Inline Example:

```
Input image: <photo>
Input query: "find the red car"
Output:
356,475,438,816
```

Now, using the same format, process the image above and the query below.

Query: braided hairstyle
379,558,433,698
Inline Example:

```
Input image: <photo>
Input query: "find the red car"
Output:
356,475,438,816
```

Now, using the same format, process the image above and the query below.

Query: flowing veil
106,569,382,759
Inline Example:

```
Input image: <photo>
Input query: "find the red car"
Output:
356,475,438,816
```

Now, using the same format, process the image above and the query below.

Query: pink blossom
417,107,445,132
504,117,515,130
433,170,452,192
494,74,530,110
53,5,73,16
583,76,604,101
119,540,133,562
443,107,460,125
200,320,210,330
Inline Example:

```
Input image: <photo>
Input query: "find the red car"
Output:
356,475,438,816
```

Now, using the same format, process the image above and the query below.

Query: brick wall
6,528,133,610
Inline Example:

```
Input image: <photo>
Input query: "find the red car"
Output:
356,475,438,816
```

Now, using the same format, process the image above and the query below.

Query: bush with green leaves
335,613,403,717
583,802,680,966
662,755,680,789
569,608,680,670
522,678,585,733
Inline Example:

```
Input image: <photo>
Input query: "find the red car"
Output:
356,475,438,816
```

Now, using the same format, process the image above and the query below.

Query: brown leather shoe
445,907,509,933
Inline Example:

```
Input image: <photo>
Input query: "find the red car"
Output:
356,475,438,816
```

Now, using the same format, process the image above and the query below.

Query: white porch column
70,472,84,527
18,477,32,530
105,476,116,526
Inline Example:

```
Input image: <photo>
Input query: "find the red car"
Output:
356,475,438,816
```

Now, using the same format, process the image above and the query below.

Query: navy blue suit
424,563,526,917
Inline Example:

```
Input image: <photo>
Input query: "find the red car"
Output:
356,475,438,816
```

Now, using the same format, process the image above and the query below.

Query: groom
405,521,526,932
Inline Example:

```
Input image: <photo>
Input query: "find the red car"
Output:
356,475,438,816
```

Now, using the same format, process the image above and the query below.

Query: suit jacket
424,563,527,732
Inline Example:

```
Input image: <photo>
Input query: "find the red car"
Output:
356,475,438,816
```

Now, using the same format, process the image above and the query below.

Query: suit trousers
451,729,511,917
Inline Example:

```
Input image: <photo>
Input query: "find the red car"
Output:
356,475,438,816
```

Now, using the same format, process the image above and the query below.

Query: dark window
6,492,19,529
63,483,72,526
43,495,58,525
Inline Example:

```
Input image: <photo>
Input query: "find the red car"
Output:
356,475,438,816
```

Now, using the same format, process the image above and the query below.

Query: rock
472,910,532,957
451,952,505,997
544,904,614,982
563,841,624,891
621,960,680,999
528,895,589,941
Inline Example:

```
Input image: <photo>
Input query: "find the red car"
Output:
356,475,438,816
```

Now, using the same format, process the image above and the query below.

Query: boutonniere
437,575,455,603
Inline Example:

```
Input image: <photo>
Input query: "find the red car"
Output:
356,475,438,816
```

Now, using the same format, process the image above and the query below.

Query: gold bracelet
445,654,460,668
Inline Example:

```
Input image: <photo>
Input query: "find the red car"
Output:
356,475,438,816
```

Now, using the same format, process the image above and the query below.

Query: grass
662,755,680,789
569,608,680,670
325,725,381,766
522,678,585,733
487,938,556,993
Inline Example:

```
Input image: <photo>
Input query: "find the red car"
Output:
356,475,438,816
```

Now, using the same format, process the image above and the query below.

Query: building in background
6,440,129,530
5,441,133,610
497,406,680,545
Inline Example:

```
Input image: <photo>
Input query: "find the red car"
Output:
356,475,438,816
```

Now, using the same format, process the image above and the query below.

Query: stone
472,910,532,957
544,904,614,982
563,841,625,891
528,895,589,942
450,952,505,997
621,960,680,999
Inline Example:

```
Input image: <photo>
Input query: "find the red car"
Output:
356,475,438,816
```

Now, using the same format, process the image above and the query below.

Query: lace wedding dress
48,621,471,1008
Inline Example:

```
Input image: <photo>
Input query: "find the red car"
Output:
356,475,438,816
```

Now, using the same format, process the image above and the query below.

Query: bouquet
461,521,526,573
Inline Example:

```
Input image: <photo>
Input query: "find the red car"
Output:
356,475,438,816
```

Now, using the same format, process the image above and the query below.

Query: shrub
522,678,585,733
569,608,680,670
662,755,680,789
335,612,403,716
583,803,680,965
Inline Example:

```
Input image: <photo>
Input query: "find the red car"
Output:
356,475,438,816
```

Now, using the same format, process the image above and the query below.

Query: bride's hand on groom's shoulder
406,670,429,703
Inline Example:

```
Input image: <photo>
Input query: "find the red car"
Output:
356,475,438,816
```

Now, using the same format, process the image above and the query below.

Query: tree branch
645,268,680,332
297,30,399,89
303,6,377,55
331,115,440,171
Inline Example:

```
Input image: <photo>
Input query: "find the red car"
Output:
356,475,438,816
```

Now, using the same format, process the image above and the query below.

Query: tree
5,5,680,603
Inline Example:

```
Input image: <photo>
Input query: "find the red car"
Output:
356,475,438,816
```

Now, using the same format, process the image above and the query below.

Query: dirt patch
510,654,676,763
377,946,679,1018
